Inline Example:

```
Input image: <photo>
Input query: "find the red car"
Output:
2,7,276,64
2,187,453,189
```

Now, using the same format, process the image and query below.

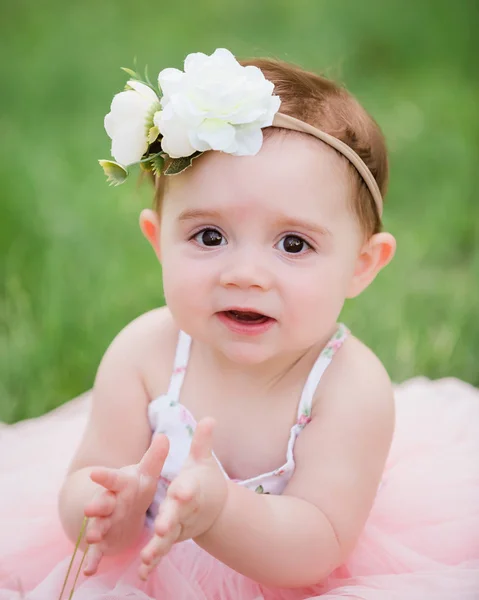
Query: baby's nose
219,250,273,291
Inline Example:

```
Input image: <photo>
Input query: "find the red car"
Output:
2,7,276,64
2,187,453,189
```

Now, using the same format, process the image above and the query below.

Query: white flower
104,80,160,166
153,48,281,159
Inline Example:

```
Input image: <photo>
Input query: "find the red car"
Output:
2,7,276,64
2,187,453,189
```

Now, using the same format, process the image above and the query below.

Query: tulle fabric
1,378,479,599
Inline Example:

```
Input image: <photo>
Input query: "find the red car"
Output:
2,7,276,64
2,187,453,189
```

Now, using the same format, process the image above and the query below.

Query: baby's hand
139,418,227,580
82,433,169,576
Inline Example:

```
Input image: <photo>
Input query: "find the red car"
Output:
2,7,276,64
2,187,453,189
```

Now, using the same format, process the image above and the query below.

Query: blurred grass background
1,0,478,423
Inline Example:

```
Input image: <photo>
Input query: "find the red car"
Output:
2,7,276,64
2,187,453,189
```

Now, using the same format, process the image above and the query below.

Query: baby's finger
84,490,116,518
85,516,112,544
189,417,215,462
154,481,198,539
138,433,170,480
83,543,103,576
138,553,162,581
90,467,130,493
153,496,181,537
140,523,181,572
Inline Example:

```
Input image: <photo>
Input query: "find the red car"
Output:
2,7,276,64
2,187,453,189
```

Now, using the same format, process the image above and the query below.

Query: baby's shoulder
105,306,179,399
315,333,395,428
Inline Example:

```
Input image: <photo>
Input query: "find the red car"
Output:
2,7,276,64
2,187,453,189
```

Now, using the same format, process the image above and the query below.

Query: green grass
1,0,478,423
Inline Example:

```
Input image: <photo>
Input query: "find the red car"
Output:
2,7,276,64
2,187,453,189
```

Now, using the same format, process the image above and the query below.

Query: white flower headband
99,48,383,216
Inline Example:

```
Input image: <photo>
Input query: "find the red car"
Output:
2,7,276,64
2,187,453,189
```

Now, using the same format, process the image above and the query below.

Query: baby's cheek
163,254,206,292
162,262,192,303
162,267,211,334
288,288,339,338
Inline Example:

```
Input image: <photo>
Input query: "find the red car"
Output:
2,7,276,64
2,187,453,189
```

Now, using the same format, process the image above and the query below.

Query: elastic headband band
273,113,383,217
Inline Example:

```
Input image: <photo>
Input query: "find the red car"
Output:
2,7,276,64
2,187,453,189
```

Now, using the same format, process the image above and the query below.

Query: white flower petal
126,80,160,103
155,110,196,158
209,48,241,72
162,131,196,158
242,65,268,82
194,119,236,152
110,122,149,165
170,93,206,124
158,68,184,100
260,95,282,127
184,52,209,73
187,130,212,153
105,91,144,132
232,125,264,156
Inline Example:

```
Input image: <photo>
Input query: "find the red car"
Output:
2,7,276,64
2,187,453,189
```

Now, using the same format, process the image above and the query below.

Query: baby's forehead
168,132,351,200
161,137,355,234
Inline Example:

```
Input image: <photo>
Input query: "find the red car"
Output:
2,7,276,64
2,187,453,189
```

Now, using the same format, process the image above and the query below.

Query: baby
60,48,396,590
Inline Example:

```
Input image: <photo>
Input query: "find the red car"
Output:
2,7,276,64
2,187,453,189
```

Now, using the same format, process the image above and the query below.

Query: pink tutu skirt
1,377,479,599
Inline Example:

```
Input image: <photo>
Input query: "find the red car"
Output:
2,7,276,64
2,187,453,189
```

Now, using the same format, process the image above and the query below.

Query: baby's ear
347,232,396,298
139,209,162,260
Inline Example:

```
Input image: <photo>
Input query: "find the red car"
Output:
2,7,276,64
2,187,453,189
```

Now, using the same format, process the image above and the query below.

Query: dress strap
167,330,192,401
296,323,350,422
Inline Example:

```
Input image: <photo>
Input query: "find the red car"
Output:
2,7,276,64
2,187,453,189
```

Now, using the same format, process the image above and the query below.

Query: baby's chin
210,334,314,370
215,341,280,366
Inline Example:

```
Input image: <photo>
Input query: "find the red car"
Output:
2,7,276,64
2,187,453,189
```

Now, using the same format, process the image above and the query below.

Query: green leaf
151,153,165,176
147,126,160,145
139,151,164,164
120,67,139,79
164,152,202,176
98,160,128,186
139,160,153,172
164,156,193,175
144,64,154,89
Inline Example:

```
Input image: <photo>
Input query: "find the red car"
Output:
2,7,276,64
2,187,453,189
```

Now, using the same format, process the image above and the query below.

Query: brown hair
154,58,388,236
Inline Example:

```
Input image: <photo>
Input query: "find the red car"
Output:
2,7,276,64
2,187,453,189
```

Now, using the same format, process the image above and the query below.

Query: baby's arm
58,309,170,555
195,343,395,587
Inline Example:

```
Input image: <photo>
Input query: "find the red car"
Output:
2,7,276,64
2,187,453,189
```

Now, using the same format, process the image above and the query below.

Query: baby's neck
192,337,328,396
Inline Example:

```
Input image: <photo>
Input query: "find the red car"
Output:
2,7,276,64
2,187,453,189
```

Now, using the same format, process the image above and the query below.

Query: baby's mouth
221,310,272,324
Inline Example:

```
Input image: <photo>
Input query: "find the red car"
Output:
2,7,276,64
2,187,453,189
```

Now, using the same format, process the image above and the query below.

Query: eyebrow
178,209,222,222
276,217,332,237
178,209,332,237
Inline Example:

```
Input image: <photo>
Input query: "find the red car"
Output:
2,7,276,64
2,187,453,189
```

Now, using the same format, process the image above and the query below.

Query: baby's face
159,132,364,364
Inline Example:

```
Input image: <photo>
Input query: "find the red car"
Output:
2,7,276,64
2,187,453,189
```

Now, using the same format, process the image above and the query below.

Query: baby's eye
193,228,226,247
276,234,311,254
